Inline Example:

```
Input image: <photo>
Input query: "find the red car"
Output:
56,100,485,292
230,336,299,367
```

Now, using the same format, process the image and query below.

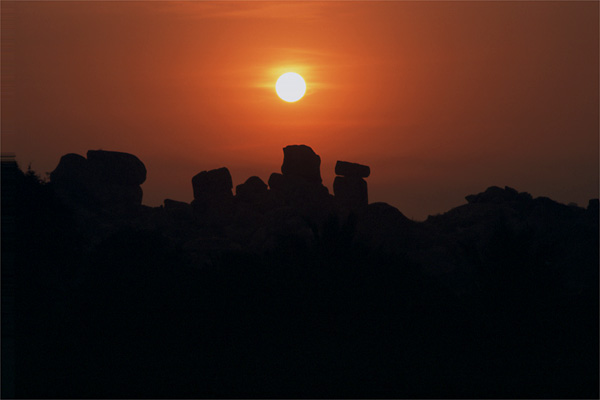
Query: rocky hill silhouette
1,145,598,398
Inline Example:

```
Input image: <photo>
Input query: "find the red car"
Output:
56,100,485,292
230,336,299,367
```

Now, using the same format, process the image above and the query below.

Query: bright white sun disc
276,72,306,102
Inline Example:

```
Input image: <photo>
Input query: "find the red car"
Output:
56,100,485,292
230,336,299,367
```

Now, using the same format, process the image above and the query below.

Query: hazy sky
3,1,598,220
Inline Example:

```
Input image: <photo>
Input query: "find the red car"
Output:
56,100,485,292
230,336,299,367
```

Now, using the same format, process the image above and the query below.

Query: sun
276,72,306,102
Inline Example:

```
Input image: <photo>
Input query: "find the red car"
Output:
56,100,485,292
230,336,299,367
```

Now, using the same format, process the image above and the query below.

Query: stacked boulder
268,145,330,210
333,160,370,208
50,150,146,212
280,144,322,183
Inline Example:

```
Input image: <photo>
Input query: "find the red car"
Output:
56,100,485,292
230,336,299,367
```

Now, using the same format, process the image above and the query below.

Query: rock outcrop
269,146,332,221
12,148,600,400
50,150,146,212
50,153,90,184
49,153,93,205
333,176,368,208
335,160,370,178
163,198,194,220
46,146,598,296
281,145,322,184
333,160,370,208
354,202,414,253
86,150,146,186
191,167,233,212
36,147,600,298
236,176,268,203
192,167,233,200
465,185,532,204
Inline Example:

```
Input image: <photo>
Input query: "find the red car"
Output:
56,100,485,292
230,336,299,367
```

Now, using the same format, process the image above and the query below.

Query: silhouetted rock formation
50,150,146,212
333,160,370,208
269,172,329,200
465,185,532,204
6,150,599,399
281,144,322,183
268,146,333,223
87,150,146,185
191,167,233,211
49,153,93,204
192,167,233,199
335,160,370,178
267,172,285,191
334,176,368,208
236,176,268,203
418,185,599,292
50,153,89,183
163,198,193,220
46,147,598,284
354,202,414,253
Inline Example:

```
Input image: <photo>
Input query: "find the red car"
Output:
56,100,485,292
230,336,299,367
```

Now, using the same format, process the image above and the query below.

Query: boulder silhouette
267,168,333,228
191,167,233,212
50,153,89,184
267,172,285,191
270,144,330,203
50,153,93,204
191,167,233,200
335,161,370,178
266,146,334,226
333,176,368,208
50,150,145,211
236,176,268,203
465,186,532,204
281,145,322,183
86,150,146,185
269,172,329,203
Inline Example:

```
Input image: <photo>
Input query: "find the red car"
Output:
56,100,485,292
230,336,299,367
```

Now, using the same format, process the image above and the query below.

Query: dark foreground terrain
2,146,598,398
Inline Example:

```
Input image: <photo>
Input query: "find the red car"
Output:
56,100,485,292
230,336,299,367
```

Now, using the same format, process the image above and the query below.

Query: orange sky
3,1,598,220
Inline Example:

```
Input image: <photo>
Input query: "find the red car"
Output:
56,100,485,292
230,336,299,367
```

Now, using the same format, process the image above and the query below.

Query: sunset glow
2,1,598,219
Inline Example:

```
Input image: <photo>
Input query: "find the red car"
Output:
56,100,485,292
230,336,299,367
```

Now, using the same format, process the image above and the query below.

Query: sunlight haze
3,1,598,220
